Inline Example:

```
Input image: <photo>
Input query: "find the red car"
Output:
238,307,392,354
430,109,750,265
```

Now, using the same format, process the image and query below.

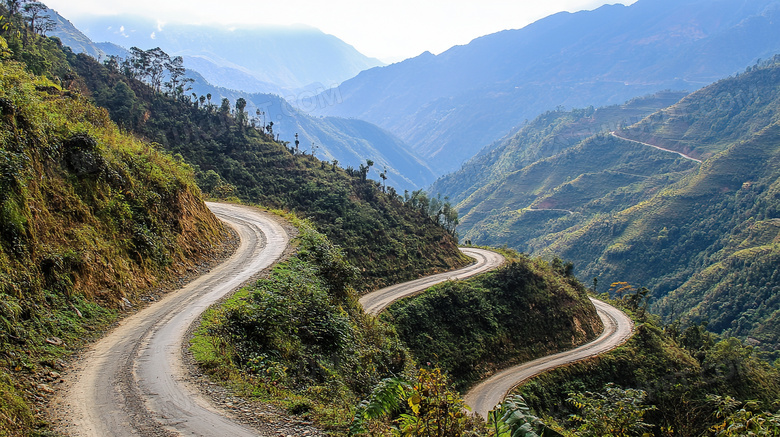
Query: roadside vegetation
191,216,413,431
0,12,226,435
516,290,780,437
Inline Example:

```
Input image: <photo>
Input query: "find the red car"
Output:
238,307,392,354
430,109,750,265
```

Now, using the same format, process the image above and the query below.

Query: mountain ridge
314,0,780,175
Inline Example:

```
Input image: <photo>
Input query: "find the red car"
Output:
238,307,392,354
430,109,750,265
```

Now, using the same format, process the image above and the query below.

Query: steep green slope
431,92,688,206
447,57,780,350
618,59,780,161
66,53,467,290
457,133,697,248
0,35,226,434
536,63,780,349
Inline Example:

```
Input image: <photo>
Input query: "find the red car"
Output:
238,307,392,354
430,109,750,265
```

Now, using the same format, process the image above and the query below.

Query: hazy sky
45,0,636,62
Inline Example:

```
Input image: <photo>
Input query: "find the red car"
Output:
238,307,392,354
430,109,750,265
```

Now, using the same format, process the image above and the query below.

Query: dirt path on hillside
611,131,702,163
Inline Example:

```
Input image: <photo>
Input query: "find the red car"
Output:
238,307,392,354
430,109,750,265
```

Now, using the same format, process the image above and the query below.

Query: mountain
71,15,384,92
430,91,689,209
439,56,780,350
183,70,437,191
45,8,105,59
314,0,780,175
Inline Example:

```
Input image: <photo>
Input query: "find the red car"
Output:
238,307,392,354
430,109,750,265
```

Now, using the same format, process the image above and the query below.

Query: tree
440,199,459,237
567,384,656,437
34,15,54,36
22,2,45,34
5,0,24,16
145,47,168,92
359,159,374,181
219,97,231,114
164,55,188,97
103,55,120,72
379,166,388,192
235,97,247,127
128,47,147,79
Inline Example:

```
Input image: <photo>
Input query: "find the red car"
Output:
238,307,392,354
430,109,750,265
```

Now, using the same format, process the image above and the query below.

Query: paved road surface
359,248,506,315
52,203,287,437
464,298,633,419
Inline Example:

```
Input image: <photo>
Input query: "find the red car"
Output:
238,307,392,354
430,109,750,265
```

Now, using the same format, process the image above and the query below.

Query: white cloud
150,31,156,39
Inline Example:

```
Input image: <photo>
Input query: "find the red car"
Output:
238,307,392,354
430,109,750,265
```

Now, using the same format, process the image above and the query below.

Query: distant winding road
611,131,702,163
52,203,288,437
464,298,633,419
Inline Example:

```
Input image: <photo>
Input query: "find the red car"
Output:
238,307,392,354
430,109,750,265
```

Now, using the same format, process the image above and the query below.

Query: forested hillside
47,9,434,191
65,51,467,291
431,91,688,218
0,26,226,433
443,56,780,351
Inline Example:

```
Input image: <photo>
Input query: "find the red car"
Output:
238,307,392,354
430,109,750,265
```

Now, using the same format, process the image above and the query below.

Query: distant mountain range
314,0,780,175
67,15,385,93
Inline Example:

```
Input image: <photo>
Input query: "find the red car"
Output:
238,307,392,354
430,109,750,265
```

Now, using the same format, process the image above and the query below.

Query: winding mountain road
52,203,288,437
359,248,506,315
463,298,634,419
51,203,631,435
359,248,633,420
